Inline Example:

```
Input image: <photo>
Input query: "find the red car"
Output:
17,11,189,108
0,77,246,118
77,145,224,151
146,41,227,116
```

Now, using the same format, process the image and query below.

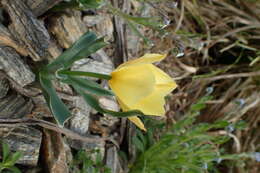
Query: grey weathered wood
0,125,42,166
0,46,35,87
0,92,33,118
2,0,50,61
24,0,62,17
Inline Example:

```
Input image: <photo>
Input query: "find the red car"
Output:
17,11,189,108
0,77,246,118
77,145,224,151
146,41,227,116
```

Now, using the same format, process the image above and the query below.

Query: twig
0,118,119,147
174,0,184,33
199,70,260,81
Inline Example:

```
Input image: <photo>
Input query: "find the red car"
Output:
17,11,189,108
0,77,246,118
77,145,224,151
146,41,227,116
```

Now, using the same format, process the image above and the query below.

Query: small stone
83,15,114,41
69,96,91,135
72,59,113,81
99,97,120,127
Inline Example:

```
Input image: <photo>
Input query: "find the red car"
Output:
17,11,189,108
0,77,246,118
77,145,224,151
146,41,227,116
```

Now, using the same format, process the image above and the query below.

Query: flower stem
58,70,112,80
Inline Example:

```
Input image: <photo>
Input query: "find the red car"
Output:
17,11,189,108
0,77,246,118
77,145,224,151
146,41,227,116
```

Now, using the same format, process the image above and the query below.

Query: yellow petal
108,64,155,106
132,84,176,116
148,64,176,85
117,54,167,69
117,97,129,111
128,116,146,131
118,98,147,131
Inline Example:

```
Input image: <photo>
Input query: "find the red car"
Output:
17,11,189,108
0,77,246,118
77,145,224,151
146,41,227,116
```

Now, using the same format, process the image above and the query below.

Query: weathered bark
2,0,50,61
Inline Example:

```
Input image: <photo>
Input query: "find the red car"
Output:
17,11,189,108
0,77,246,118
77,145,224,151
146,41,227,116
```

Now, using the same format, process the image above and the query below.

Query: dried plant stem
200,70,260,81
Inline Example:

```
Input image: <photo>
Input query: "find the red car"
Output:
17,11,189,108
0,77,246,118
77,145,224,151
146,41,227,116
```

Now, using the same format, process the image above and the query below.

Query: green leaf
7,166,22,173
133,135,145,153
58,70,112,80
62,76,114,97
2,142,10,162
39,71,71,125
79,0,103,9
73,85,145,118
9,152,22,165
46,32,107,72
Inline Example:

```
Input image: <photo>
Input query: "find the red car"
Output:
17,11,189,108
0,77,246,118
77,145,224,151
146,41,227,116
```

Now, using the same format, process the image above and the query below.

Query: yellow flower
108,54,177,131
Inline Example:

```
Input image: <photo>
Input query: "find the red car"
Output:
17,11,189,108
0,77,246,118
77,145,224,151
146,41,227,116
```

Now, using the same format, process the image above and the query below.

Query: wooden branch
0,46,35,87
2,0,50,61
24,0,62,17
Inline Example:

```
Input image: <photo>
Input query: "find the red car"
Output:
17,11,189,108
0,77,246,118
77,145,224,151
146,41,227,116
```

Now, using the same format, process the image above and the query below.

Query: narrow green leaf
73,86,145,118
79,0,103,9
9,152,22,164
62,76,114,97
39,71,71,125
133,135,145,153
2,142,10,162
46,32,107,72
58,70,112,80
7,166,22,173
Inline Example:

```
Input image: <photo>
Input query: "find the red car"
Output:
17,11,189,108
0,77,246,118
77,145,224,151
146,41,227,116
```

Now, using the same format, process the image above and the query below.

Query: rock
69,96,91,135
0,46,35,87
72,59,113,81
106,146,123,173
0,92,33,119
31,94,53,118
48,10,87,49
41,129,70,173
68,135,106,159
99,97,120,127
91,49,114,67
0,125,42,166
2,0,50,61
0,77,9,99
83,15,114,41
24,0,63,17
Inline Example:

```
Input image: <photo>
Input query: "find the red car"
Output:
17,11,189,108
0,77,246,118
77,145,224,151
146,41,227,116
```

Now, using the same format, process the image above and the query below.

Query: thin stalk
58,70,112,80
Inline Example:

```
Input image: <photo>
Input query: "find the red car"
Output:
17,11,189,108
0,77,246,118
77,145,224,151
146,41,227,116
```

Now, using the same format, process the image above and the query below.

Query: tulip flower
108,54,177,131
